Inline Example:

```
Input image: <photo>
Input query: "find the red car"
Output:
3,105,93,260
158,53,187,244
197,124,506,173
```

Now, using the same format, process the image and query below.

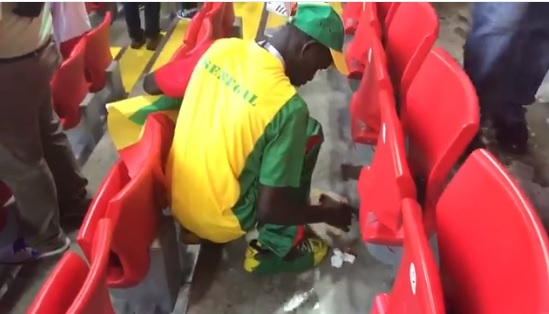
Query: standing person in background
51,2,91,58
123,2,162,50
177,2,199,20
0,2,90,264
464,2,549,155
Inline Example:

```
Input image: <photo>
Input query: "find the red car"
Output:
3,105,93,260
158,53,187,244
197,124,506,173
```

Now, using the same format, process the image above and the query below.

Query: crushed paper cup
331,254,343,268
330,248,356,268
343,252,356,264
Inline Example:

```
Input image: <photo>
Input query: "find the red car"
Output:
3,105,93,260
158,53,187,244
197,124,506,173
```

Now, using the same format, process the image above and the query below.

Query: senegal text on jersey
201,58,259,106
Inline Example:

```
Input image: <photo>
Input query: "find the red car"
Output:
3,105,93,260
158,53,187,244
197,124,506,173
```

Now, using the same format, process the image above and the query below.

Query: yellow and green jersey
167,38,310,243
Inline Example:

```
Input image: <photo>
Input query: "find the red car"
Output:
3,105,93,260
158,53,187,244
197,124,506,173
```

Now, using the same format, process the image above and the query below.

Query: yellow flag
107,95,180,151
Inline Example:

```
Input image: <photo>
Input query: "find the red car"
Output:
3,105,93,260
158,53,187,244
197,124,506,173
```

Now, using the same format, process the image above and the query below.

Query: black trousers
123,2,161,40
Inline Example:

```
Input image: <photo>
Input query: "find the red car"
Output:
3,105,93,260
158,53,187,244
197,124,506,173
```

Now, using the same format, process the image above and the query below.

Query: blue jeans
464,2,549,124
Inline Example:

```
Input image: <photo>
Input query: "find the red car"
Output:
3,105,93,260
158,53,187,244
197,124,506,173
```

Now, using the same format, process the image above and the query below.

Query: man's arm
255,97,333,226
257,186,334,226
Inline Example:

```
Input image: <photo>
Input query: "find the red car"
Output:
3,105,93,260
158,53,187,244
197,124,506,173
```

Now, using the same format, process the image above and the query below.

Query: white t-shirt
51,2,91,43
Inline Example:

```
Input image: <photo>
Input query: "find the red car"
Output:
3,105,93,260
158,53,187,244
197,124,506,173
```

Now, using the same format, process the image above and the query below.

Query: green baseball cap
289,2,348,76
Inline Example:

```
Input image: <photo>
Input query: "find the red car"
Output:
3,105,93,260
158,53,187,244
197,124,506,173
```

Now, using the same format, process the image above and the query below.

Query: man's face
287,41,333,86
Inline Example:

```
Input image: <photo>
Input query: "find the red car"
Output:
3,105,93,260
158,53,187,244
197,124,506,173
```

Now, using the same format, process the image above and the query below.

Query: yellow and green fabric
107,95,180,151
166,37,326,274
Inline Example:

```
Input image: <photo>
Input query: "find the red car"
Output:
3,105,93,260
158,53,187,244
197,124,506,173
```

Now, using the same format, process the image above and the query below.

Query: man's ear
299,40,317,59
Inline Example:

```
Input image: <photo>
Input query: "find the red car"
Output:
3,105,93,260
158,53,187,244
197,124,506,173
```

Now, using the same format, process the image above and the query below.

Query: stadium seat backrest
377,2,399,30
29,219,114,314
222,3,235,38
371,199,445,314
436,149,549,314
385,2,438,97
77,160,130,260
345,4,381,80
120,113,175,189
363,2,381,38
104,160,159,287
405,48,479,219
342,2,362,35
205,2,226,39
104,114,172,287
51,37,88,130
59,35,86,60
70,219,114,313
349,25,391,145
84,12,112,92
184,7,207,47
171,43,193,62
358,87,415,244
198,18,215,43
173,17,214,61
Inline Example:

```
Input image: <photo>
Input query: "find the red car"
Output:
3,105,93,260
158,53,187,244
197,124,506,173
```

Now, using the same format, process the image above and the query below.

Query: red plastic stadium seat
77,114,175,287
29,219,115,314
437,149,549,314
385,2,438,98
51,38,88,130
358,85,415,245
371,199,444,314
84,12,113,92
349,25,391,145
404,48,479,241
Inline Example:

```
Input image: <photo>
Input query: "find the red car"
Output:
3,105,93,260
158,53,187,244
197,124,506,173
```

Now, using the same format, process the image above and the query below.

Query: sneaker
176,8,198,20
244,236,328,275
146,34,164,51
0,235,70,265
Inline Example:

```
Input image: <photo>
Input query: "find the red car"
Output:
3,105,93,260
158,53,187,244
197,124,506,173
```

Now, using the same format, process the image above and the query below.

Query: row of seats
53,12,113,130
343,2,549,313
172,2,233,61
28,3,234,312
28,113,175,313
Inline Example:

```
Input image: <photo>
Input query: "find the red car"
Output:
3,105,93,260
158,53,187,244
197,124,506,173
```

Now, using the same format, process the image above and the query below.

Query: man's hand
143,73,163,95
319,193,354,231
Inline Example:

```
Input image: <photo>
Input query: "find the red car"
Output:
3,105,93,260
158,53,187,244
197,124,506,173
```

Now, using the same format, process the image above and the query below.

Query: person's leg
512,4,549,108
0,41,70,264
463,2,527,154
41,98,89,221
463,2,549,154
34,42,90,221
494,3,549,151
144,2,162,50
123,2,145,49
244,118,329,275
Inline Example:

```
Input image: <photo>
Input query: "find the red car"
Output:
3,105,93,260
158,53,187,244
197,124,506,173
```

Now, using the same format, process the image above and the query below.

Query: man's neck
262,40,285,69
266,37,291,68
